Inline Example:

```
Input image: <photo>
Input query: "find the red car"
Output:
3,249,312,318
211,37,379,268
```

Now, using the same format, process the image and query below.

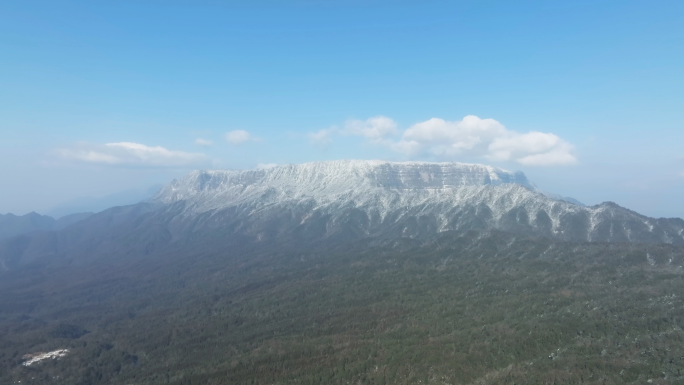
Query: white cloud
488,132,576,165
306,114,575,166
55,142,207,167
195,138,213,147
308,127,337,149
393,116,506,156
307,116,398,149
392,115,576,166
343,116,398,143
256,163,278,170
225,130,254,145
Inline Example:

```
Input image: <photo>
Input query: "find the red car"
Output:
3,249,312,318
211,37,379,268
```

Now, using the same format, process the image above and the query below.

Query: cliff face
153,160,534,209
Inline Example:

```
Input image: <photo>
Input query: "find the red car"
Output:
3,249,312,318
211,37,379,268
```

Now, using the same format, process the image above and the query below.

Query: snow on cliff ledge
153,160,534,207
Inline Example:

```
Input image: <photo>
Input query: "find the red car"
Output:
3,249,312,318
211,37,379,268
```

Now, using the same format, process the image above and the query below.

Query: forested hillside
3,231,684,384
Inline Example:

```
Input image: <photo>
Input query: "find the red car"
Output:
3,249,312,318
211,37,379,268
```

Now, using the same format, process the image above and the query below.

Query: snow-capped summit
153,160,534,210
157,161,533,197
149,160,684,244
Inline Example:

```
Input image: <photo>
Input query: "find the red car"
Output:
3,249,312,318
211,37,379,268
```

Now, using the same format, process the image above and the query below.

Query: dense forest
2,230,684,384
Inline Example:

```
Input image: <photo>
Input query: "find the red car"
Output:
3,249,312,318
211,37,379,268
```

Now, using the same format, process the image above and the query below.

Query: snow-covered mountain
2,160,684,271
153,160,534,211
150,160,684,244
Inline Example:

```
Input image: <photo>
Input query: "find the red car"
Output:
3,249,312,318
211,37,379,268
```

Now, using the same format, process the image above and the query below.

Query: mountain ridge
149,160,684,244
1,160,683,271
0,212,94,240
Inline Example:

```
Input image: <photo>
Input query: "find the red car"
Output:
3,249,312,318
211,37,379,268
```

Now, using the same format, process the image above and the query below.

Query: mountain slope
3,229,684,385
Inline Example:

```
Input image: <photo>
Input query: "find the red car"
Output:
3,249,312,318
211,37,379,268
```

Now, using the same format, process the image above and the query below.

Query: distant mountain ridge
46,185,162,218
0,212,55,240
0,212,93,240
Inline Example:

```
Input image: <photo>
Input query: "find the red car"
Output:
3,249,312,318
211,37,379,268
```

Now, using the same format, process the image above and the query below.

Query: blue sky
1,1,683,218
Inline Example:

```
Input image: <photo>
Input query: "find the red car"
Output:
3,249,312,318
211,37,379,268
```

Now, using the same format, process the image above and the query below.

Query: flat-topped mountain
150,160,684,244
153,160,534,210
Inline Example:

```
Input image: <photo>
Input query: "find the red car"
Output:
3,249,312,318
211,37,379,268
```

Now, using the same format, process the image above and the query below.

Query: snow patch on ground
22,349,69,366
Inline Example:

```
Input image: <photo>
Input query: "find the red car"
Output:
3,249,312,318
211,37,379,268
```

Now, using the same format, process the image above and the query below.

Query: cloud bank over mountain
308,115,576,166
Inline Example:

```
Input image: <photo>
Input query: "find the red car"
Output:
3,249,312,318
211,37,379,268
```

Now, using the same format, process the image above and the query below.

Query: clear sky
1,1,683,218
